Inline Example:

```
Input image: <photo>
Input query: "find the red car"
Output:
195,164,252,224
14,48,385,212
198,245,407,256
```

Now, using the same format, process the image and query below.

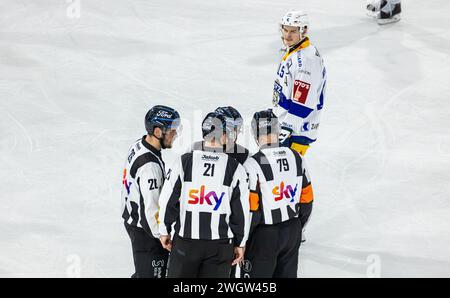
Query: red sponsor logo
293,80,310,104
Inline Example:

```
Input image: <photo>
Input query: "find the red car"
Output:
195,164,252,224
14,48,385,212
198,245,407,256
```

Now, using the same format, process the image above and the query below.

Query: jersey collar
202,141,224,153
282,37,310,61
141,135,162,157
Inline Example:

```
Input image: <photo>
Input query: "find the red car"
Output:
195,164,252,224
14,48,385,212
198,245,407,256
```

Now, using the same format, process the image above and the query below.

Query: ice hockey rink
1,0,449,277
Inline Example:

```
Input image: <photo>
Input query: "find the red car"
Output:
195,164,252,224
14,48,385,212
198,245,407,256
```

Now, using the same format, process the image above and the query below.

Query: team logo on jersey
188,185,224,211
272,182,298,203
293,80,310,104
273,80,282,105
122,169,132,195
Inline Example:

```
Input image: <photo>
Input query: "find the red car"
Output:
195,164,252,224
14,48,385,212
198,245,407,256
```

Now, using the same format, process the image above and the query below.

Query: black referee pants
125,223,169,278
167,235,235,278
240,218,302,278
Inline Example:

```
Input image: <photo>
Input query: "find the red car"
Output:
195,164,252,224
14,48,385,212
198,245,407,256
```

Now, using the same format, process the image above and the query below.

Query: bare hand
160,235,172,252
232,246,245,266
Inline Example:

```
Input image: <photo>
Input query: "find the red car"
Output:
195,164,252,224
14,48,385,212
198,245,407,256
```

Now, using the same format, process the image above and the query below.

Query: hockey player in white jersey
240,109,313,278
272,10,327,156
367,0,402,25
159,111,250,278
121,105,181,278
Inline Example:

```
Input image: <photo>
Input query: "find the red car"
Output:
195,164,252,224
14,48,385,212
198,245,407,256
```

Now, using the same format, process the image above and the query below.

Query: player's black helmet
251,109,279,139
215,106,243,133
202,111,235,142
145,105,181,135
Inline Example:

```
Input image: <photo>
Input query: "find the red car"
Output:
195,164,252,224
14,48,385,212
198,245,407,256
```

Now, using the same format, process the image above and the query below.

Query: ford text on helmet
145,105,181,148
280,10,309,34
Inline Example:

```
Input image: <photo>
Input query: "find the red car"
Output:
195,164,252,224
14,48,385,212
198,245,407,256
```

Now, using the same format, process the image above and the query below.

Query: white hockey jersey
272,37,327,145
121,136,165,238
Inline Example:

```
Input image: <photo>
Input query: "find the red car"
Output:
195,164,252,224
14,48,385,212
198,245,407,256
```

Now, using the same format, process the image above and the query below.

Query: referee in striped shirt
240,109,313,278
158,112,250,278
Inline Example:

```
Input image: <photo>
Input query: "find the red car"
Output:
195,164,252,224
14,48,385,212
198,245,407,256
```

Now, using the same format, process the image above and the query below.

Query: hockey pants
240,218,303,278
167,235,235,278
125,223,168,278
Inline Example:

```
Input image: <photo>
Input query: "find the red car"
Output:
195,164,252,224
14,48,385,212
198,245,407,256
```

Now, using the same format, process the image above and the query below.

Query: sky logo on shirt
122,169,132,195
188,185,225,211
272,182,298,203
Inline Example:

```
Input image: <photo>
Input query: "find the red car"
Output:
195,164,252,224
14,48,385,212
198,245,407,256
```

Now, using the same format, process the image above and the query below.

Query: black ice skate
377,0,401,25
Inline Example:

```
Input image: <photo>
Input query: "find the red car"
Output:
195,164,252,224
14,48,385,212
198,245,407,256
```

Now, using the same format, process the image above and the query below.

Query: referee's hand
232,247,245,266
160,235,172,252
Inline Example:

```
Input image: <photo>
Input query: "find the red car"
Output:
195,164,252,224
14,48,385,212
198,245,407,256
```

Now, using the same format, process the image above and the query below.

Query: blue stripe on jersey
317,80,326,111
278,90,290,110
278,93,314,118
290,135,316,145
288,102,314,118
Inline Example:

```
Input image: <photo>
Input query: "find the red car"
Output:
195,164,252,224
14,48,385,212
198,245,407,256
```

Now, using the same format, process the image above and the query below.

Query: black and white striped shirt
158,147,250,247
243,146,314,227
191,141,250,165
121,136,165,238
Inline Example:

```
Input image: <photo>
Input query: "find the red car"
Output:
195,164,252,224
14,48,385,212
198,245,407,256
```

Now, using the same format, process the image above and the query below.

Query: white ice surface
1,0,450,277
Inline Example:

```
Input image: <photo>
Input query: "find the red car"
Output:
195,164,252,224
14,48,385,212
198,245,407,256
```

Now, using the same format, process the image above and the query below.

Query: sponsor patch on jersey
201,154,220,161
272,182,299,203
281,121,293,129
122,169,132,195
302,122,310,132
293,80,310,104
273,150,287,156
299,69,311,76
297,56,303,68
188,185,224,211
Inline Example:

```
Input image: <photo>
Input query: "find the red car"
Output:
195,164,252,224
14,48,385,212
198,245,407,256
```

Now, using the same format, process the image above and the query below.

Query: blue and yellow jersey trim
282,37,310,62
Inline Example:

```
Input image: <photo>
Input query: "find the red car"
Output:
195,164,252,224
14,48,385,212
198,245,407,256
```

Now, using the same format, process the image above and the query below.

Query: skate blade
377,14,401,25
